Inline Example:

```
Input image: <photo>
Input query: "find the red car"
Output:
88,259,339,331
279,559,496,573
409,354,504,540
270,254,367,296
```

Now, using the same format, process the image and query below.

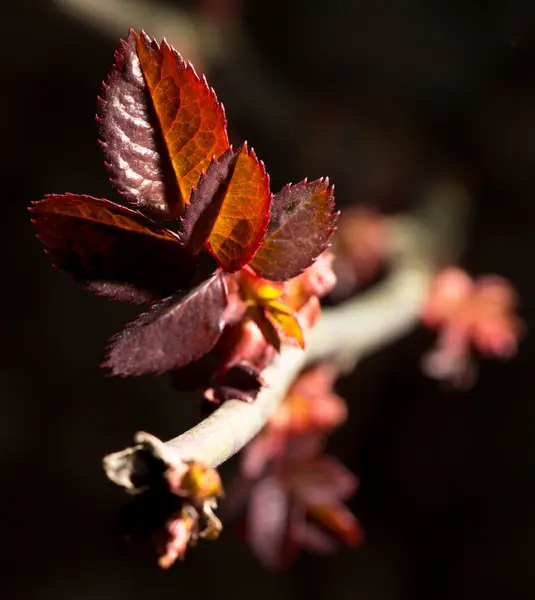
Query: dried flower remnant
115,435,224,568
155,506,196,568
421,267,524,387
155,496,222,568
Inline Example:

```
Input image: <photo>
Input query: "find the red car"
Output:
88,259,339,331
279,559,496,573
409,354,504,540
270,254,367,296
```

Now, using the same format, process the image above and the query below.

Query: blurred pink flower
421,267,524,387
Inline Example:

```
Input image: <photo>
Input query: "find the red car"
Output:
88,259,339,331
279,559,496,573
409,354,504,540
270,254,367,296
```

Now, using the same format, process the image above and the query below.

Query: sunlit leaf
30,194,192,303
265,299,293,315
250,179,337,281
265,306,305,349
99,32,182,219
238,269,284,304
237,269,304,349
207,143,271,273
133,30,230,207
255,284,284,302
104,272,228,375
179,148,236,254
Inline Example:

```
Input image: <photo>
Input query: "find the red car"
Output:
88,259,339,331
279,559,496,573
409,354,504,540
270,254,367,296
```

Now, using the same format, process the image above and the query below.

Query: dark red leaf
99,32,183,219
30,194,193,303
250,179,337,281
104,272,228,376
179,148,236,254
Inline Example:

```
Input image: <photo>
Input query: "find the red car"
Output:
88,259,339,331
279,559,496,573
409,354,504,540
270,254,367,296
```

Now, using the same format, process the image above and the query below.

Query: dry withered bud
108,433,224,567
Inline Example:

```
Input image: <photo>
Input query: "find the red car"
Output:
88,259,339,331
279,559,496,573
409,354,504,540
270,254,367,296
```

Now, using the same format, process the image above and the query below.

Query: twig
104,178,470,490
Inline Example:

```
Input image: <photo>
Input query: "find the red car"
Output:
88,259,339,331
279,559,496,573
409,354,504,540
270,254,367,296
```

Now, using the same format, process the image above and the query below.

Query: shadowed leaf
133,30,229,206
104,272,228,376
250,179,337,281
179,148,236,253
207,143,271,272
30,194,192,303
99,32,182,219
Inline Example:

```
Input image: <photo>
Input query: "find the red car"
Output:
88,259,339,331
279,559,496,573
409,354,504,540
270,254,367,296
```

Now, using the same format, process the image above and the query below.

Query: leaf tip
161,36,171,52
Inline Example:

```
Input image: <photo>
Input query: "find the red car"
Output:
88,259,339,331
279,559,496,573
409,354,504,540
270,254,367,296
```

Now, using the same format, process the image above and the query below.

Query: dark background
3,0,535,598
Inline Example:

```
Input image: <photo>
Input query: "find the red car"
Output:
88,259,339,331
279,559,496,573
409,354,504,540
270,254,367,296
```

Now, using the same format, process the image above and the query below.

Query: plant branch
104,178,470,490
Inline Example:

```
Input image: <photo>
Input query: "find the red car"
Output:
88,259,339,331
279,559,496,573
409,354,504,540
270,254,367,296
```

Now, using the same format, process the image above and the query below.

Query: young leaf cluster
30,30,337,380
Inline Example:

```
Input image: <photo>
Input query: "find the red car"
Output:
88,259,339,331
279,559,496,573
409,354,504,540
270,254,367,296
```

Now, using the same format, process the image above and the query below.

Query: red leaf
179,148,236,254
206,143,271,273
99,32,183,219
30,194,192,303
250,179,337,281
104,272,228,376
133,30,230,208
